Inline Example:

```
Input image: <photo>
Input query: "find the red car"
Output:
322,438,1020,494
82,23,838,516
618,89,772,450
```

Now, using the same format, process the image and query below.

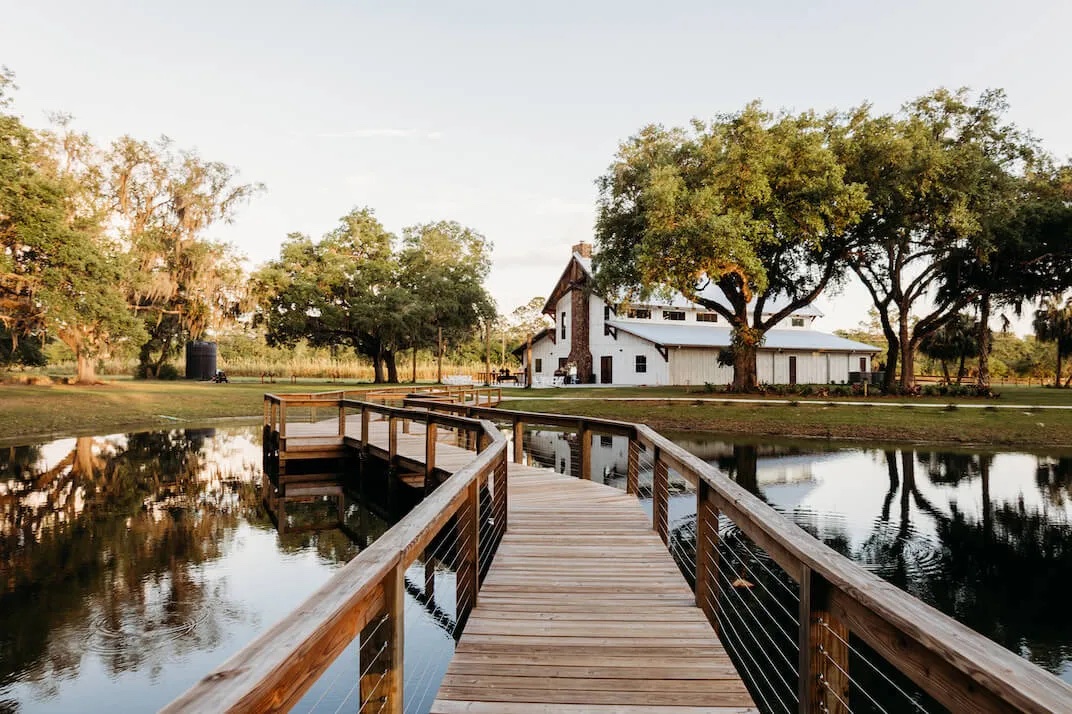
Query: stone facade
567,286,592,382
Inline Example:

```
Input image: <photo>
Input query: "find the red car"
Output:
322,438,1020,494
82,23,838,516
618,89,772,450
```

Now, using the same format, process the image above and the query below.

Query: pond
2,424,1070,712
0,425,459,714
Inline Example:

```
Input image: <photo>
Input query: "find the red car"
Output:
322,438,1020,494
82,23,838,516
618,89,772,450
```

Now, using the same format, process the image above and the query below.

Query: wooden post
425,553,436,599
389,416,398,467
512,419,524,464
478,431,491,454
361,407,370,453
695,479,719,631
385,564,405,713
456,479,480,635
338,403,346,437
279,401,288,440
494,453,508,536
627,439,640,495
425,421,437,489
800,568,849,714
402,418,410,435
653,449,668,544
580,424,593,480
484,321,491,386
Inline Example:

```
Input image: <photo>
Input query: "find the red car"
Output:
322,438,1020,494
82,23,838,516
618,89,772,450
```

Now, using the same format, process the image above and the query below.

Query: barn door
600,356,613,384
788,356,797,385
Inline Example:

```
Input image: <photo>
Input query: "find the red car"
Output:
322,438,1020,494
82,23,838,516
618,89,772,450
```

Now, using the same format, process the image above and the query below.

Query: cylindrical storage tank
185,341,218,380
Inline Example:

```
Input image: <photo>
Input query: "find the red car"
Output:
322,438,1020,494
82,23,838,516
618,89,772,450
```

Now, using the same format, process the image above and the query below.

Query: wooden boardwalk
280,417,755,713
432,467,755,713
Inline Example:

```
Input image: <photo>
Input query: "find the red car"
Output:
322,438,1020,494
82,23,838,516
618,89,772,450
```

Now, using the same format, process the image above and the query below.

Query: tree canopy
254,209,495,383
594,103,868,389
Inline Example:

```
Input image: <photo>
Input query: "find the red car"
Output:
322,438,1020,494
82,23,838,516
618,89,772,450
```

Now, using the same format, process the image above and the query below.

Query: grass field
4,378,1072,448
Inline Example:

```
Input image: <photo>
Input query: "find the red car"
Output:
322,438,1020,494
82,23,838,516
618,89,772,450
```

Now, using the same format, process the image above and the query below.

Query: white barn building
518,243,881,387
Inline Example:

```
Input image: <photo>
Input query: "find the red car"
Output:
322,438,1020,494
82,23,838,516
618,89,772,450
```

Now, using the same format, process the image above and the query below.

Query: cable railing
409,398,1072,714
163,398,507,714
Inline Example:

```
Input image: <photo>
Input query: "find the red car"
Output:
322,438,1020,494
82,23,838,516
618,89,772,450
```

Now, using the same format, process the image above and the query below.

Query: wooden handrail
167,401,508,713
406,401,1072,713
250,393,1072,713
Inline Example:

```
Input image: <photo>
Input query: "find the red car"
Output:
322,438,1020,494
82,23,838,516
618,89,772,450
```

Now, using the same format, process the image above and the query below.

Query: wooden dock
431,465,756,713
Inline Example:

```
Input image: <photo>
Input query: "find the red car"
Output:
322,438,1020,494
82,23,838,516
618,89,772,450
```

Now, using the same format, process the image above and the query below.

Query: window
604,305,611,321
534,358,542,373
663,310,685,321
635,355,647,373
860,357,867,372
600,435,613,448
696,312,719,323
558,357,568,369
626,308,651,319
791,317,805,327
561,311,567,339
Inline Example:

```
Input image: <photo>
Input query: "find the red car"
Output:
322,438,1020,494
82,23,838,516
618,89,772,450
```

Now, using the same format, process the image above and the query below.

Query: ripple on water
83,609,208,655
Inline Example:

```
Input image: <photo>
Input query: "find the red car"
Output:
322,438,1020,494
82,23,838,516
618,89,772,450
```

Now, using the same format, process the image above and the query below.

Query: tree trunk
884,337,899,392
956,352,966,385
75,351,97,384
437,327,443,384
731,340,759,392
940,360,950,384
1056,347,1063,388
372,351,384,384
484,323,491,386
524,334,533,389
385,350,399,383
976,295,991,390
898,310,913,390
411,348,417,383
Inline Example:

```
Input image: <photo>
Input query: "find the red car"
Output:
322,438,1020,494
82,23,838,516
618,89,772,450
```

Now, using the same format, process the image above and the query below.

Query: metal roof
607,320,882,353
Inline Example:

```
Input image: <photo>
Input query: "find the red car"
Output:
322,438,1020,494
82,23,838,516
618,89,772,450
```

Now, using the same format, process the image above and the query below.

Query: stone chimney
572,241,593,259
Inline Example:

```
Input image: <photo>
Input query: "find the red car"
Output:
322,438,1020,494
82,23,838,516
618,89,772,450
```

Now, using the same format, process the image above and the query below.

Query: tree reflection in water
696,442,1072,680
0,426,394,711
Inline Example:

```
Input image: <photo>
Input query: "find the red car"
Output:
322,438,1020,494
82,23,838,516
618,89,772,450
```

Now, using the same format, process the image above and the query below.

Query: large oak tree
594,104,868,390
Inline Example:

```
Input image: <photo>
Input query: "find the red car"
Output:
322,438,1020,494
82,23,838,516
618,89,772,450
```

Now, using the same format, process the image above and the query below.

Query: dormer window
663,310,685,321
696,313,719,323
791,317,805,328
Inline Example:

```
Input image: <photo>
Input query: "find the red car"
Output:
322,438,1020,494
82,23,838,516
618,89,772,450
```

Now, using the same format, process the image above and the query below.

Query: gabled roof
542,253,593,315
510,326,555,357
547,252,823,319
607,320,882,353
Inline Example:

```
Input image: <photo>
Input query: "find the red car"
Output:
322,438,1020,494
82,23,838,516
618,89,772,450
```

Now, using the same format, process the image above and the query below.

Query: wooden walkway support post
385,563,405,713
627,439,640,495
388,416,398,467
695,479,719,631
512,419,524,464
580,422,592,480
425,421,438,490
653,448,669,544
456,478,480,635
279,400,288,440
800,568,849,714
361,407,370,453
338,402,347,437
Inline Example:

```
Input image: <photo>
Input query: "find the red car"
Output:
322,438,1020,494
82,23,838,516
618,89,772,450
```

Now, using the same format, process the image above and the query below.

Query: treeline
0,68,258,382
594,88,1072,392
0,69,533,384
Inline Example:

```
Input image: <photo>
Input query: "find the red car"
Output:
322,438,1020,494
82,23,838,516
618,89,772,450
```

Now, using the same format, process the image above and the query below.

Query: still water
0,425,457,714
2,425,1071,712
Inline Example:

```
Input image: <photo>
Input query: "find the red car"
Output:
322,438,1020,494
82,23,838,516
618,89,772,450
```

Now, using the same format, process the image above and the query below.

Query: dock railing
411,398,1072,714
165,398,507,713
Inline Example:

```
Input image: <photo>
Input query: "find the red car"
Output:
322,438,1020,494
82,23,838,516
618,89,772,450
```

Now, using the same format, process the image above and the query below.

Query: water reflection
697,439,1072,682
0,426,393,713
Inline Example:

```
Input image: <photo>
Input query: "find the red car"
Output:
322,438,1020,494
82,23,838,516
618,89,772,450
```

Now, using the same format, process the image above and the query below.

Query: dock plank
432,464,756,713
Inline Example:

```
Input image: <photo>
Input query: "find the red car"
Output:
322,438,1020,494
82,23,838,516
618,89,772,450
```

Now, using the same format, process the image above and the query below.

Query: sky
4,0,1071,333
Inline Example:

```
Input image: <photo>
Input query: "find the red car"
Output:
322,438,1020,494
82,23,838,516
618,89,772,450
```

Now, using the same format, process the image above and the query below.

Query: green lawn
4,378,1072,449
